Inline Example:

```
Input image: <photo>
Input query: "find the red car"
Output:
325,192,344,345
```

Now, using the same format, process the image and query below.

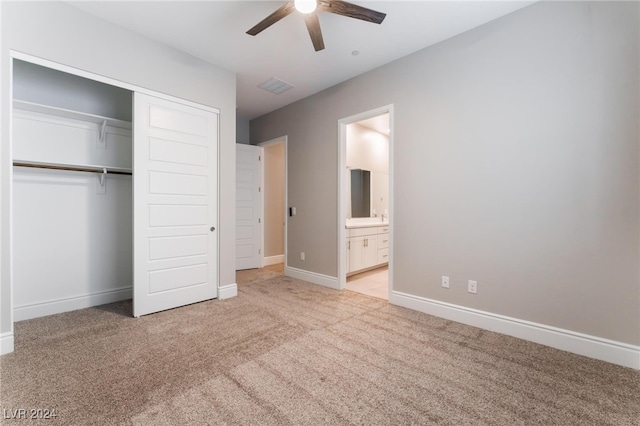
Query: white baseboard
263,255,284,266
1,332,14,355
390,291,640,370
285,266,340,290
13,287,132,322
219,283,237,299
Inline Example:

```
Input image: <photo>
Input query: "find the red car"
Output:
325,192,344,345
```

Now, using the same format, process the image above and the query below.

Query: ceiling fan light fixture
247,1,386,53
294,0,317,14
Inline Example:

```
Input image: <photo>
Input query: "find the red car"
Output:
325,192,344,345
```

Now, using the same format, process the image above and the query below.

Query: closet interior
12,60,134,321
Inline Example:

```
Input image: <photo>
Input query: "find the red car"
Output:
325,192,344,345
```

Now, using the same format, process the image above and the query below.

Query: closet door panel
149,204,208,227
148,104,209,135
148,235,208,260
149,138,208,167
148,171,208,196
133,93,218,317
149,264,208,294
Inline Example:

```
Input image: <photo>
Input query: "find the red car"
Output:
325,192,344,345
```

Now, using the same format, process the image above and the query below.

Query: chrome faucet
381,213,388,222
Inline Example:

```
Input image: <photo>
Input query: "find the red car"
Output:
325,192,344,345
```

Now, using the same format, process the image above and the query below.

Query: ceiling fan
246,0,387,52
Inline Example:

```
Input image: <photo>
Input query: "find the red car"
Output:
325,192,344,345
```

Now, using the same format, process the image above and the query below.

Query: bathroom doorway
338,106,393,299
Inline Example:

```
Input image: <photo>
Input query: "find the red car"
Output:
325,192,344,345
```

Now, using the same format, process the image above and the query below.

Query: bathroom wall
346,122,389,218
346,123,389,174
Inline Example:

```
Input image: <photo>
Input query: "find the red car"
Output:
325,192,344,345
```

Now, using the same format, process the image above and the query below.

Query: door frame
257,136,288,270
337,105,394,296
6,51,221,339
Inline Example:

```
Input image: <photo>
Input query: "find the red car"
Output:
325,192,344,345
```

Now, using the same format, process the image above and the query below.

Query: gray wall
13,59,133,121
251,1,640,345
236,116,251,145
1,2,236,341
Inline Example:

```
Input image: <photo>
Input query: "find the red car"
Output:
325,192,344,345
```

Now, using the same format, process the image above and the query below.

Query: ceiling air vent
258,77,294,95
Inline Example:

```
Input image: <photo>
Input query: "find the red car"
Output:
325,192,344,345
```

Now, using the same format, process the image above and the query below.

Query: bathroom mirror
348,168,389,219
350,169,370,218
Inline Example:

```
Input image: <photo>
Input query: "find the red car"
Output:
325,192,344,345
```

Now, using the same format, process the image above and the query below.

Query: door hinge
258,187,261,192
258,218,261,223
258,155,261,161
258,249,261,254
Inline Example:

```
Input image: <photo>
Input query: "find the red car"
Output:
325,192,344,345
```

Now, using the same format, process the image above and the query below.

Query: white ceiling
68,1,535,120
357,114,389,136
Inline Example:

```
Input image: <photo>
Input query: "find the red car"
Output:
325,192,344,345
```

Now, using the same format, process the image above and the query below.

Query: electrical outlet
300,252,305,261
468,280,477,294
441,276,450,288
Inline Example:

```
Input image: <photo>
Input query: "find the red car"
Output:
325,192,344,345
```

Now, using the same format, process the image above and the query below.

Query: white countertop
345,218,389,229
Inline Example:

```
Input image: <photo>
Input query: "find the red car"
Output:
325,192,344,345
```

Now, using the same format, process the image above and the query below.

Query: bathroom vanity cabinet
346,224,389,275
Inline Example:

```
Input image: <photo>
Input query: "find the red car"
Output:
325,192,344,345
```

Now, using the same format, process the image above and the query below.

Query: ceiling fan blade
303,12,325,52
246,2,296,36
318,0,386,24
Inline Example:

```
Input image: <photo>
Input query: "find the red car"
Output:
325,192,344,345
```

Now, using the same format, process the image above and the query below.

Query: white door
236,144,262,270
133,93,218,317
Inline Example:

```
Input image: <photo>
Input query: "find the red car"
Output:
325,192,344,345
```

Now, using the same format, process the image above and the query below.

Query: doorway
338,106,394,299
259,137,287,272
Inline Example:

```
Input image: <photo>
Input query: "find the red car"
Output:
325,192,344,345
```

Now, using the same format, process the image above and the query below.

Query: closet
11,58,219,320
12,60,133,321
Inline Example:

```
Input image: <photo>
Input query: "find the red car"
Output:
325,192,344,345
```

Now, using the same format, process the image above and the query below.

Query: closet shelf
13,159,132,176
13,100,132,130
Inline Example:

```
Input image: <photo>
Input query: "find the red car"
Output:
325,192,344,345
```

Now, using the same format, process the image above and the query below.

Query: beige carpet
1,267,638,425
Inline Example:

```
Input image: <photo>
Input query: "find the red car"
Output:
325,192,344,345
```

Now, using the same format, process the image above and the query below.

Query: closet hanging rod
13,160,132,176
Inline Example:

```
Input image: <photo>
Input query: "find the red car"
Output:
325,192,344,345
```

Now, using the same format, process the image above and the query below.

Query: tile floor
346,266,389,300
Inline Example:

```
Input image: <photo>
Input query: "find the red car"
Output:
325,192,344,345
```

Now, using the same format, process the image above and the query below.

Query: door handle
210,227,215,232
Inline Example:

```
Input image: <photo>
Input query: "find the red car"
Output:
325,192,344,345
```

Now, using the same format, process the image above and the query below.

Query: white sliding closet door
133,93,218,317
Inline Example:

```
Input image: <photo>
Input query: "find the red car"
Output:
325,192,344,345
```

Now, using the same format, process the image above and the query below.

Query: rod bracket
97,119,107,149
97,167,107,194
